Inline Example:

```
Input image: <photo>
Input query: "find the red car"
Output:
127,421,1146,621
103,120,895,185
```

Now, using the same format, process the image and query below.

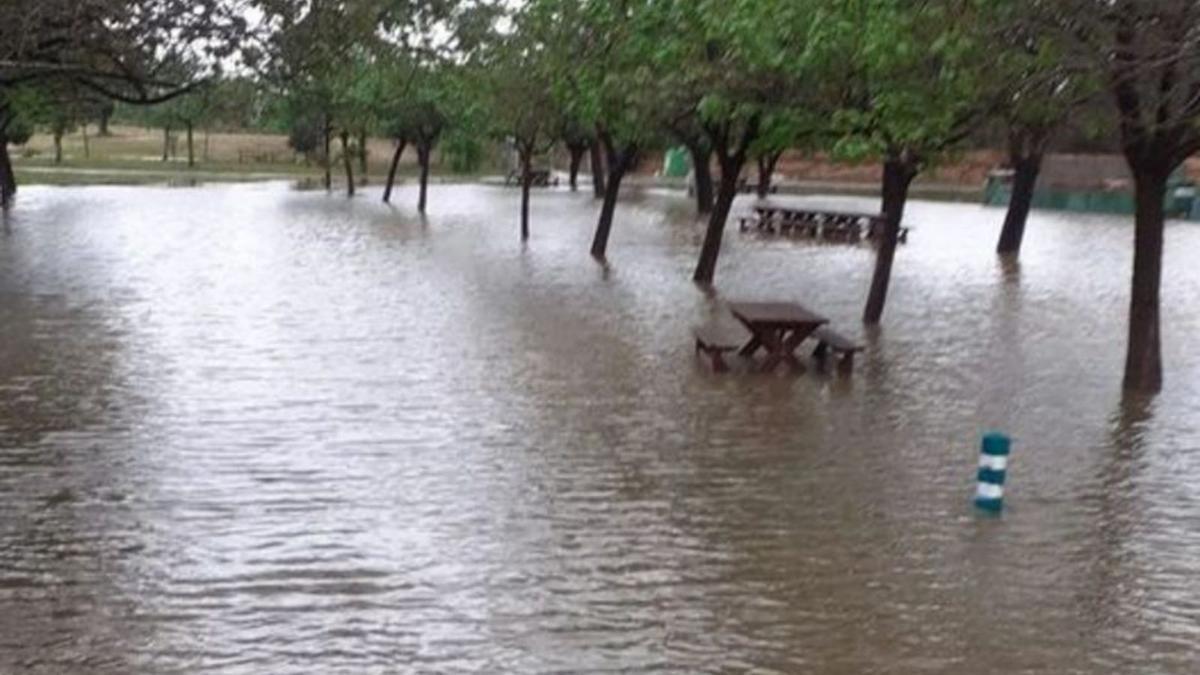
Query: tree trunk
98,109,111,136
322,117,332,191
162,125,171,162
382,139,406,204
863,156,918,324
204,128,211,161
567,143,586,191
520,149,533,240
53,130,63,164
1123,167,1168,392
688,144,715,215
995,153,1042,255
358,129,368,181
0,131,16,207
417,143,431,213
589,139,606,199
340,131,355,197
590,137,634,259
997,128,1048,256
693,157,742,284
756,151,782,199
186,121,195,168
81,124,90,160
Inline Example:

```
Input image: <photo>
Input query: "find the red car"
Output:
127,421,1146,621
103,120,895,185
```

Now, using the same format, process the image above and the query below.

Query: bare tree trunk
567,143,586,191
996,153,1042,255
383,139,406,204
520,148,533,240
756,151,782,199
340,130,355,197
0,131,16,206
323,117,332,191
863,155,918,324
98,109,111,136
204,127,211,161
186,121,195,168
589,139,606,199
358,129,368,182
162,125,171,162
997,128,1048,256
53,130,63,164
688,143,714,215
1123,167,1168,392
693,156,742,284
693,119,758,284
590,134,636,259
81,124,90,160
417,143,431,213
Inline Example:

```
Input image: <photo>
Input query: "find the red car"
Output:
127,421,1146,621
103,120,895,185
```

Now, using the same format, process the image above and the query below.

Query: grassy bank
12,125,417,187
12,124,983,201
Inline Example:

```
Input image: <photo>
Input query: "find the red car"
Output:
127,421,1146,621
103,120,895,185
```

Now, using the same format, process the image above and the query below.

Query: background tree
559,117,594,192
472,11,559,240
384,63,458,212
97,100,116,136
534,0,661,259
0,0,247,200
650,0,810,284
750,112,820,200
990,3,1098,256
256,0,381,193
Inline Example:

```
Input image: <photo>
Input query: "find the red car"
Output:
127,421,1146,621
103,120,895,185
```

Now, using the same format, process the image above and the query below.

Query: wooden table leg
759,328,793,372
739,333,763,357
760,326,822,372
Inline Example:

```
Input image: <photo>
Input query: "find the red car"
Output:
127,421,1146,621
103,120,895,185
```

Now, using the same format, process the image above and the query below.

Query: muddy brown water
1,182,1199,673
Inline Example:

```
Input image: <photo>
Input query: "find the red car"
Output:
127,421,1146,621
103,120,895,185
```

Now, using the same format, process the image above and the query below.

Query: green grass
11,125,497,188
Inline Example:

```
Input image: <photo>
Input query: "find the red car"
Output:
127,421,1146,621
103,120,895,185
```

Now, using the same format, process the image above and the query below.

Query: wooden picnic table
742,205,909,243
728,301,829,372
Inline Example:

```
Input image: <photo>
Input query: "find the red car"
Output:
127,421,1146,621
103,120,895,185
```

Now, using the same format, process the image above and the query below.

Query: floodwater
1,181,1199,674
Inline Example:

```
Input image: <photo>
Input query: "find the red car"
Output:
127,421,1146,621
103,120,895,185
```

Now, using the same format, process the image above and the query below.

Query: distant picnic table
740,204,910,243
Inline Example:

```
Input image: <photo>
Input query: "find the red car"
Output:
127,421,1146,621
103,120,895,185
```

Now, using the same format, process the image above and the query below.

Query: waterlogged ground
1,181,1199,674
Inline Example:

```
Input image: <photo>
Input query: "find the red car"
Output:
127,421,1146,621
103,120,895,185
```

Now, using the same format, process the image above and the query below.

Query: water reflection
0,182,1198,672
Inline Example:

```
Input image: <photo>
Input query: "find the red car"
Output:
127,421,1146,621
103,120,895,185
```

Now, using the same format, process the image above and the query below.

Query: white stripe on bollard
974,432,1011,513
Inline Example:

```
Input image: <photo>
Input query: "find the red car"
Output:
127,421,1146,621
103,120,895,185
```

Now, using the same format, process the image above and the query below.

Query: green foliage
5,117,32,146
442,130,484,173
820,0,993,166
287,112,325,156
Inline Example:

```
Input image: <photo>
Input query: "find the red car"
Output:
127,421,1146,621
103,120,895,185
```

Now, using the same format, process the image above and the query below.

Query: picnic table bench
811,326,864,374
693,323,750,372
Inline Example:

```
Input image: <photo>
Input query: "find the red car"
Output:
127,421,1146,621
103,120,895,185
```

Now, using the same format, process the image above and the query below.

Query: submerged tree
471,11,559,240
824,0,990,323
256,0,380,194
658,0,814,284
1049,0,1200,392
991,2,1097,257
532,0,660,259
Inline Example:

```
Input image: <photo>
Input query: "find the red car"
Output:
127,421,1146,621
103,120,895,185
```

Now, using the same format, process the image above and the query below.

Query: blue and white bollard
975,432,1011,513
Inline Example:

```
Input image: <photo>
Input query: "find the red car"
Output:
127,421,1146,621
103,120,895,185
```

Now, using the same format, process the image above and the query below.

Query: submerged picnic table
739,205,910,243
694,302,864,374
729,301,829,372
